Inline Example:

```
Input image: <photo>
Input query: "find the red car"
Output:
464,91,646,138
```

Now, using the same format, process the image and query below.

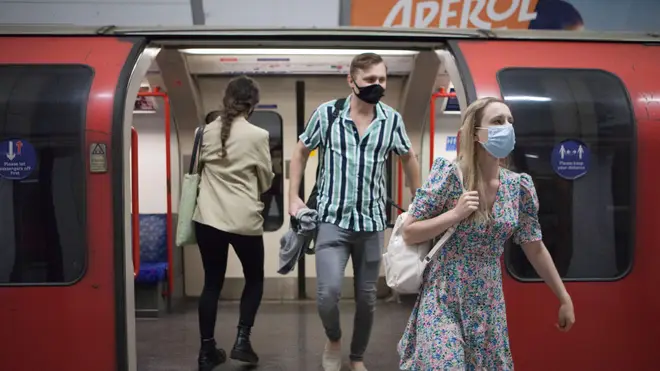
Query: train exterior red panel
0,37,137,371
457,40,660,371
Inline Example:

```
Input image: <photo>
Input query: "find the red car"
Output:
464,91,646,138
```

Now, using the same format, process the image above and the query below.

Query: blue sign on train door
550,139,590,180
0,139,37,180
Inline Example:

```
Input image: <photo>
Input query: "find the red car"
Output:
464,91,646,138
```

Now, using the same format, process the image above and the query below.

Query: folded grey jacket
278,208,318,275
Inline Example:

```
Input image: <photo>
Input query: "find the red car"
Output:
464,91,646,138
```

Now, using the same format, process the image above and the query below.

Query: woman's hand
520,241,576,333
556,299,575,332
452,191,479,220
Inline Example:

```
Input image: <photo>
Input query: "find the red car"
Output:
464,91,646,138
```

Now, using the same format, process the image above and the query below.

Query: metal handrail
395,89,457,216
131,127,140,277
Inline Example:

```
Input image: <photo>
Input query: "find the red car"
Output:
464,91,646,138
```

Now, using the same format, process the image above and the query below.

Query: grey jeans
315,222,383,362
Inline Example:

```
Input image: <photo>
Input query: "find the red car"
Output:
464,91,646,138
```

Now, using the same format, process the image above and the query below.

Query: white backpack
383,165,464,294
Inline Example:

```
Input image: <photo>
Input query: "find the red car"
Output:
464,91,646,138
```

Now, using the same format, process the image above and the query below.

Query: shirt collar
342,94,388,122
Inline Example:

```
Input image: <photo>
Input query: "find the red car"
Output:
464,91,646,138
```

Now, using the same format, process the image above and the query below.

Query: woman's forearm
522,241,572,304
402,209,462,245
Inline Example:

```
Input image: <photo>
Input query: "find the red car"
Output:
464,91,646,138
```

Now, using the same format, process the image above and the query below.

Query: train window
0,65,92,285
499,68,634,281
248,110,284,232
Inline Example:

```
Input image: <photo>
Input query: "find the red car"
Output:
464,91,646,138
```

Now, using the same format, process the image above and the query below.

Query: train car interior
1,27,660,371
124,43,467,369
128,45,464,308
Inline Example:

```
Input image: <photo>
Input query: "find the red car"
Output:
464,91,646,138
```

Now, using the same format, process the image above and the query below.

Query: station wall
0,0,194,26
0,0,340,27
1,0,659,32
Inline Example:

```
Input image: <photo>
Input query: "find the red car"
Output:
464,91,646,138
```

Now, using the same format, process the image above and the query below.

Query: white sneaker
322,342,342,371
350,363,368,371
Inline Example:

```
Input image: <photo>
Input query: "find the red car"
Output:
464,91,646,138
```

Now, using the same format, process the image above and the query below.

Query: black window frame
497,67,636,283
0,63,93,287
249,109,285,232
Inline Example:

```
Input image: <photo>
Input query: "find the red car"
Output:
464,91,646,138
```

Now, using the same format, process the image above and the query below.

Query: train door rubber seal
447,40,478,104
112,37,149,371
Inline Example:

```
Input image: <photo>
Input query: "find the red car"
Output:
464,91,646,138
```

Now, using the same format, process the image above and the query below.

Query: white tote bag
175,127,204,247
383,164,464,294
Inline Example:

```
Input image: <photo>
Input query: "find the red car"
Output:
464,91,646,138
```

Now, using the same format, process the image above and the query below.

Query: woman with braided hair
192,75,274,371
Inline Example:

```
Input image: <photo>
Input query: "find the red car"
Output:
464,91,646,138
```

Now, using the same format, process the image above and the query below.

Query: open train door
449,39,659,371
0,35,147,371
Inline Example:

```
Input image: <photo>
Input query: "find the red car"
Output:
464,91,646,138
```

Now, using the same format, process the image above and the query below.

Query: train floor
136,298,415,371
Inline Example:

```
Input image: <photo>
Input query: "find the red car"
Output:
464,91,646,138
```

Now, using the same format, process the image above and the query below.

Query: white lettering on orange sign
383,0,538,29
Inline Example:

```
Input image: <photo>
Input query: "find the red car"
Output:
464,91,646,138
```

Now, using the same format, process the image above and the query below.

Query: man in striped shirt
288,52,420,371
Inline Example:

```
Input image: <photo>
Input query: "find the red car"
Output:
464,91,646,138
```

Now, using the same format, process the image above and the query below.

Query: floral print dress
397,157,543,371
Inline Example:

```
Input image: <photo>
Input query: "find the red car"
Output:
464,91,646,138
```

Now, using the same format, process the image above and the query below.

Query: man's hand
289,197,307,217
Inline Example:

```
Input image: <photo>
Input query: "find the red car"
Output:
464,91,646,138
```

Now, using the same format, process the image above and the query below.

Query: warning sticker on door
90,143,108,173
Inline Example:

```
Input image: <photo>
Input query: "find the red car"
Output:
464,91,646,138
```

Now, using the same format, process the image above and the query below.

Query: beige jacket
192,117,274,236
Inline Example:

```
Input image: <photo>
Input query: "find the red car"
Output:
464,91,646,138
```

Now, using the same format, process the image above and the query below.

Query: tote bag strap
188,126,205,175
424,163,465,263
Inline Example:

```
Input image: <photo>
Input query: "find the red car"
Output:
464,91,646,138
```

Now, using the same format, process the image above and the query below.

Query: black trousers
194,222,265,341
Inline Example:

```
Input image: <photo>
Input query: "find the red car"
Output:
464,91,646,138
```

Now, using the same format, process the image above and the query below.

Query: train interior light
179,48,419,56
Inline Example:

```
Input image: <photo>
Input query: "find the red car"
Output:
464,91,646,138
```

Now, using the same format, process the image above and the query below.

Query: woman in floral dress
397,97,576,370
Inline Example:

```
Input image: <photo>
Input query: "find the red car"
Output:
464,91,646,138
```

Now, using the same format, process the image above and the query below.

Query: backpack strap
315,98,346,181
323,98,346,147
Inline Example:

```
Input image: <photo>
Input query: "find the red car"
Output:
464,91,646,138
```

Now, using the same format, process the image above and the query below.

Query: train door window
0,65,92,285
499,68,634,281
248,110,284,232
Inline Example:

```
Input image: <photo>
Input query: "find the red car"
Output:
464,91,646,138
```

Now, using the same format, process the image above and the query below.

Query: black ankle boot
230,325,259,364
198,339,226,371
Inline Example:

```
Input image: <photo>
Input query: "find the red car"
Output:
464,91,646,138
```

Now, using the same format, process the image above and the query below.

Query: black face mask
352,79,385,105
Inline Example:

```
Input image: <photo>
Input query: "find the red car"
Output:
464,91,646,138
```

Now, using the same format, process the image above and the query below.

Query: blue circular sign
0,139,37,180
551,139,590,180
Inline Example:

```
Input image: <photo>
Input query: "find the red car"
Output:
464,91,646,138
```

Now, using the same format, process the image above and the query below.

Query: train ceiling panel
180,48,418,76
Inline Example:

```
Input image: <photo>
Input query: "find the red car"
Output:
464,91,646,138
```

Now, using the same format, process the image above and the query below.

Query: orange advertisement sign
351,0,540,29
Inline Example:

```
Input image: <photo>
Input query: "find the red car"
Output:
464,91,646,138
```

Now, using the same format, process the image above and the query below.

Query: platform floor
136,299,414,371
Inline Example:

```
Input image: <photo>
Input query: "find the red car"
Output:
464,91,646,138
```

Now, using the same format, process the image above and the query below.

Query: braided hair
219,75,260,159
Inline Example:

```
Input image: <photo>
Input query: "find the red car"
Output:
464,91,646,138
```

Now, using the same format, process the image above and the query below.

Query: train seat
136,214,169,284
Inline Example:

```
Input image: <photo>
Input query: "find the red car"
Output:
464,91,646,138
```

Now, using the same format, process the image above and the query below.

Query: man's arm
392,113,421,196
400,150,420,196
288,141,312,204
288,107,322,215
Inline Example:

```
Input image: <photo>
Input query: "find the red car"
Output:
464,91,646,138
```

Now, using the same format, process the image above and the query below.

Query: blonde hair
456,97,508,224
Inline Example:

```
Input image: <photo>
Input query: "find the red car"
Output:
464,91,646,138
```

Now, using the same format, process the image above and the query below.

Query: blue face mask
479,123,516,159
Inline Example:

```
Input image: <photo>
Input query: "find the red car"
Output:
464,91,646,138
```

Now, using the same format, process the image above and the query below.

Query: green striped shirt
300,95,412,232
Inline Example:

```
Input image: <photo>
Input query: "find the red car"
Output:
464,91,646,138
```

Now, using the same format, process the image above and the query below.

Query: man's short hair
349,52,385,76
